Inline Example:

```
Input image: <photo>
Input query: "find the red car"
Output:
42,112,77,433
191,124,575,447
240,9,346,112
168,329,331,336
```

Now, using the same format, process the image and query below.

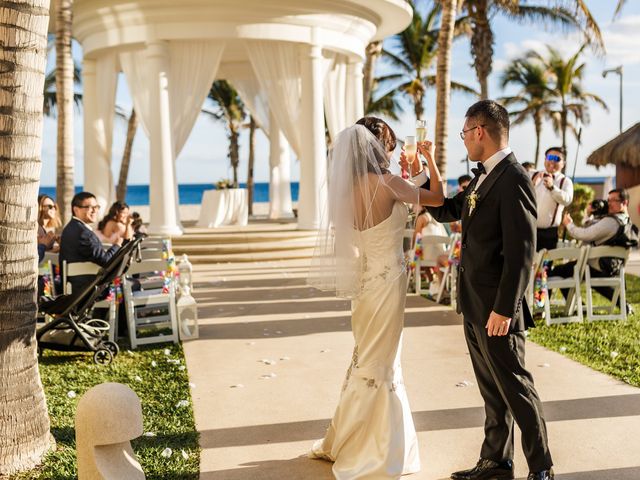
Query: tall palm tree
499,56,554,168
460,0,604,100
0,0,52,475
42,43,82,117
246,116,256,215
116,108,138,202
55,0,75,224
379,1,475,121
434,0,458,177
531,44,607,155
614,0,627,18
206,80,246,188
363,40,383,110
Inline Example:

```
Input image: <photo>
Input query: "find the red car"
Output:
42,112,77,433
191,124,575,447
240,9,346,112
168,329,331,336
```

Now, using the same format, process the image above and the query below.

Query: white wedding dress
311,201,421,479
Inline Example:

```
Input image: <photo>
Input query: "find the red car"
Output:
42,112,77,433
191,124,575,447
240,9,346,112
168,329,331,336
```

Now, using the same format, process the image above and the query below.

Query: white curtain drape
323,53,349,142
245,41,303,158
226,72,270,134
95,52,118,206
168,41,225,158
120,41,225,157
119,49,152,138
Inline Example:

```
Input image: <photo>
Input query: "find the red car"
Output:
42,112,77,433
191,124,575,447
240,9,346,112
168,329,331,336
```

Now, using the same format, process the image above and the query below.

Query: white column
147,40,182,236
269,110,294,219
82,58,111,216
298,32,327,230
346,57,364,124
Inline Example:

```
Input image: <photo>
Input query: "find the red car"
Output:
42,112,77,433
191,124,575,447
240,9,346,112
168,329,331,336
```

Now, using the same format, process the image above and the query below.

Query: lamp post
602,65,623,133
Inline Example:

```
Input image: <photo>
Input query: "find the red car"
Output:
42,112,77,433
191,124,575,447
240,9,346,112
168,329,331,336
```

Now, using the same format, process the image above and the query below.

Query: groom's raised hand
486,311,512,337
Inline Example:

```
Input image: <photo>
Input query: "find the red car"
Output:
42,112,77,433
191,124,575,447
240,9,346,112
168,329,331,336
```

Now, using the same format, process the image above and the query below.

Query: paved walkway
182,231,640,480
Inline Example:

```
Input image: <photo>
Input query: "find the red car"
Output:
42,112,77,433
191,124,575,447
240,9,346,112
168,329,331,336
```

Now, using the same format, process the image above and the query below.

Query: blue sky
39,1,640,186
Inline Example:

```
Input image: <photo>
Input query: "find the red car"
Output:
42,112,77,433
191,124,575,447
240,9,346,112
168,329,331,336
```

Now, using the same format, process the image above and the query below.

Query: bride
308,117,444,479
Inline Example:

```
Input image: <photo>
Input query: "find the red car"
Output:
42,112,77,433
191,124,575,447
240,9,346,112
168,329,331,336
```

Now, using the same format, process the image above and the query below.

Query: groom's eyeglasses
546,154,562,162
459,124,485,140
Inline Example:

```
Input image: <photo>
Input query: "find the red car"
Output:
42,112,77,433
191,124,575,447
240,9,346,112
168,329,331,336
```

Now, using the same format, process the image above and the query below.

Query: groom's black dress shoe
527,469,554,480
450,458,514,480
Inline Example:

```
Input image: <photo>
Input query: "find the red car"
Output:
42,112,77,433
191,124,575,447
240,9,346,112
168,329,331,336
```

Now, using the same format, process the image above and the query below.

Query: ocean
38,177,609,206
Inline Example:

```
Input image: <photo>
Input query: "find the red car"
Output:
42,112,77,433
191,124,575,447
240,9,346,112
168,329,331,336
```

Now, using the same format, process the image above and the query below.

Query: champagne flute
404,135,417,177
416,120,427,142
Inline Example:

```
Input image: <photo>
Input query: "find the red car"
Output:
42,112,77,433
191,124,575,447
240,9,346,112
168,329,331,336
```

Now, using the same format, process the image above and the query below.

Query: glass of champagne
416,120,427,142
404,135,417,177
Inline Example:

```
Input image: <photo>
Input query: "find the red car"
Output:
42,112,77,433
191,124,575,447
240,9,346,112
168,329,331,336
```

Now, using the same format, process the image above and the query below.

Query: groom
405,100,553,480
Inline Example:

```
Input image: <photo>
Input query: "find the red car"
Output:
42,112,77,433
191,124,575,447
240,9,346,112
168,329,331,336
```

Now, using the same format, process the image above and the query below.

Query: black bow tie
471,162,486,177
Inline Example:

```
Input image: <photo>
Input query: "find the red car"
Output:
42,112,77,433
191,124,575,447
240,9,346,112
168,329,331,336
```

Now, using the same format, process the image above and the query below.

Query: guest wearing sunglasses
59,192,128,294
37,194,62,252
530,147,573,250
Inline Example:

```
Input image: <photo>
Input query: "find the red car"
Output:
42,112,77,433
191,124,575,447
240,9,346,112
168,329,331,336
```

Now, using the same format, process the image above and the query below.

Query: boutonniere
467,190,479,215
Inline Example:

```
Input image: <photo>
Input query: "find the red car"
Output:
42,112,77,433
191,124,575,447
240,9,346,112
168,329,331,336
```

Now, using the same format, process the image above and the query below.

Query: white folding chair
404,228,417,292
123,258,179,349
415,234,450,296
436,233,460,305
584,246,630,322
62,261,118,342
542,246,588,325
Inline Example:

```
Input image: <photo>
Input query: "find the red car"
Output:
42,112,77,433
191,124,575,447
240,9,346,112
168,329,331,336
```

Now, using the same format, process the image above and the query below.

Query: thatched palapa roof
587,122,640,168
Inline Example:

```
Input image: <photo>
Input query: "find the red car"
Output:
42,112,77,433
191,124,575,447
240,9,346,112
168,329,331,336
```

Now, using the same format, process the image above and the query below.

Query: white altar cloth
197,188,248,228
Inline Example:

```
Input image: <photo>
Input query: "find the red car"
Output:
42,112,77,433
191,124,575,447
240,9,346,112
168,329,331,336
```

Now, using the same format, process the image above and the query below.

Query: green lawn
528,274,640,388
11,343,199,480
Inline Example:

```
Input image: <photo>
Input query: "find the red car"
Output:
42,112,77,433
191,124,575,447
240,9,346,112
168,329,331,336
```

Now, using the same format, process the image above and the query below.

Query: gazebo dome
53,0,412,234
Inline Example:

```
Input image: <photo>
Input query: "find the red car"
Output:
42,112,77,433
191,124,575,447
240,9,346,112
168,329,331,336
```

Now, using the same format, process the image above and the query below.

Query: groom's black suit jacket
427,153,536,331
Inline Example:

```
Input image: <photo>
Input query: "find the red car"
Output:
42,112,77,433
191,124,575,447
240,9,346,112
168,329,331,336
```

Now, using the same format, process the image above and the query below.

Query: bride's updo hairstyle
355,116,396,173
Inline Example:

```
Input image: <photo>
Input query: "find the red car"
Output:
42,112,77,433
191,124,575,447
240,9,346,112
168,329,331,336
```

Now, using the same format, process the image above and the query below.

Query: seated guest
96,201,134,244
457,174,472,193
59,192,128,294
552,188,637,313
131,211,147,235
38,194,61,252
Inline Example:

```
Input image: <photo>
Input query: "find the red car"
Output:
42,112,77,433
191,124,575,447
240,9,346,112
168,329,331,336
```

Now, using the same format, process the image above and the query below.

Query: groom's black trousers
464,321,553,472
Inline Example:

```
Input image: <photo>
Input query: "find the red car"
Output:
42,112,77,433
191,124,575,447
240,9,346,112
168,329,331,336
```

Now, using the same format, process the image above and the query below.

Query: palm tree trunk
230,128,239,188
470,1,493,100
0,0,52,475
534,111,542,169
414,90,424,121
247,116,256,215
55,0,74,224
561,108,568,156
435,0,458,177
116,108,138,202
363,41,382,110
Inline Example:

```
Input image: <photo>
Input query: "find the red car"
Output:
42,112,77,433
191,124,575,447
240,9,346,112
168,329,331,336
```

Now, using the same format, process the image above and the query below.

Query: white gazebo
60,0,412,234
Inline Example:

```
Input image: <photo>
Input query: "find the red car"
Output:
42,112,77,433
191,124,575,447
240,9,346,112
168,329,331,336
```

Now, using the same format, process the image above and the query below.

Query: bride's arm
385,174,444,207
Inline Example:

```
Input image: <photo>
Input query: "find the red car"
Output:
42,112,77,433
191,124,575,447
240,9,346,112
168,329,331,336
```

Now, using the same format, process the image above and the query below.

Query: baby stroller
37,235,145,365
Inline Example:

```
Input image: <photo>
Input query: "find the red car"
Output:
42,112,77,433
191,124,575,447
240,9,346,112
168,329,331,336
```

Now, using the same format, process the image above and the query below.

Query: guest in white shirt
530,147,573,251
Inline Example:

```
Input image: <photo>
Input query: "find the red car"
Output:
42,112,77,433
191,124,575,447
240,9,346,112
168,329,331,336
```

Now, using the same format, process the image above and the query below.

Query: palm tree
42,44,82,117
499,57,554,168
366,86,404,121
116,108,138,202
0,0,52,475
55,0,76,224
246,116,256,215
530,44,608,155
434,0,458,177
614,0,627,18
206,80,246,188
459,0,604,100
363,41,383,110
379,1,476,121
